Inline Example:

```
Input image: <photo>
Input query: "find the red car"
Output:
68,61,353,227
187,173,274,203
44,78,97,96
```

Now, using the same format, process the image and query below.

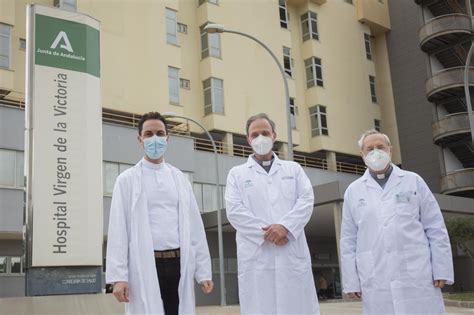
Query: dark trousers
155,257,180,315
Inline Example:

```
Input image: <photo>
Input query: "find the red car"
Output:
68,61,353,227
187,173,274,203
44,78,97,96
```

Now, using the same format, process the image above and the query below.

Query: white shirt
142,158,180,250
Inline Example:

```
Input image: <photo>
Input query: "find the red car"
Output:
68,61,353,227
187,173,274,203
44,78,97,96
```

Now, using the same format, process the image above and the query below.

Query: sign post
25,4,102,295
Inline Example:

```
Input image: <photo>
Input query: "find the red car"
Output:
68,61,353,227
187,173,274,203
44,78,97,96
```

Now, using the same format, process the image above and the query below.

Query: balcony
441,168,474,197
286,0,326,5
356,0,390,35
425,66,474,102
432,112,471,145
419,14,472,53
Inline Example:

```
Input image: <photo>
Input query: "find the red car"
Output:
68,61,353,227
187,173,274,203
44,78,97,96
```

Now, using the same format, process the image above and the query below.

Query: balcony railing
419,14,472,52
426,66,474,101
432,112,471,143
1,101,366,176
441,168,474,195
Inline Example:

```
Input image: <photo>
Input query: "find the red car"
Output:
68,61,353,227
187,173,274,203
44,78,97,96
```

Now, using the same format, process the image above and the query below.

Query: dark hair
138,112,168,135
246,113,276,135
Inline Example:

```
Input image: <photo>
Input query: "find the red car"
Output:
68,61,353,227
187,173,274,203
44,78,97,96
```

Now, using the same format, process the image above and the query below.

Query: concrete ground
1,295,472,314
197,302,474,315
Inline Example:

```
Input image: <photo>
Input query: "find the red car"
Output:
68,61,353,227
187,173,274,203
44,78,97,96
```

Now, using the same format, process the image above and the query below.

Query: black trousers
155,257,180,315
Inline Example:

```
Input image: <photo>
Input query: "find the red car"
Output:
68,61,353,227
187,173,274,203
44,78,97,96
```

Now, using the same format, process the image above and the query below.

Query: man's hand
274,237,289,246
200,280,214,294
434,280,447,289
262,224,288,244
347,292,361,300
112,282,129,303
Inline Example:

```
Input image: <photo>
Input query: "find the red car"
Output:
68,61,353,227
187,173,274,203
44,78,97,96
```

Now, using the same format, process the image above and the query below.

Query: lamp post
162,113,226,306
204,23,294,160
463,0,474,143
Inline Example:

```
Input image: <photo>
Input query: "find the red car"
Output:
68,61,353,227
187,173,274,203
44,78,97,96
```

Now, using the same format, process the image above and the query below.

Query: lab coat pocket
395,192,418,217
403,244,432,281
356,251,375,286
281,179,296,200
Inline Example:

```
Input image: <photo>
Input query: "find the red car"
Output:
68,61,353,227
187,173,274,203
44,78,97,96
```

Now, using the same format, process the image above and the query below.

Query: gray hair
358,130,391,150
246,113,276,135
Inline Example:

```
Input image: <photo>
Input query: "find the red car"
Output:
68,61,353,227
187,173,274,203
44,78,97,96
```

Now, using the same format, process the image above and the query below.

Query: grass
444,292,474,301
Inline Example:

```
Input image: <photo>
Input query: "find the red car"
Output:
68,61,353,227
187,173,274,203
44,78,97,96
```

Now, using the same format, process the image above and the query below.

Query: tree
445,216,474,262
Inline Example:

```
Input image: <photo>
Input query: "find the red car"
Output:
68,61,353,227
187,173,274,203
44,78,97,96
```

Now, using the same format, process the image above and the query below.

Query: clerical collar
142,158,165,170
370,164,393,180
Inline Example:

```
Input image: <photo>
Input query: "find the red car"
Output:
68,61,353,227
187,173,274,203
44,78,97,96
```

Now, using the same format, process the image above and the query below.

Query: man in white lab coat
340,130,454,315
225,113,320,315
106,112,213,315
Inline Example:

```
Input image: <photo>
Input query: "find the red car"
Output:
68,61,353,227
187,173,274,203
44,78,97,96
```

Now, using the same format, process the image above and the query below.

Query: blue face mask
143,135,167,160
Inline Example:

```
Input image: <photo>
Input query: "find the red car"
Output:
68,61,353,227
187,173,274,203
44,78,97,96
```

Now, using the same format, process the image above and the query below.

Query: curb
444,299,474,308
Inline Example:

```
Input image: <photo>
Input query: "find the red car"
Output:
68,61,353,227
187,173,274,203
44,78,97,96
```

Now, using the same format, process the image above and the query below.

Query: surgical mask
363,149,391,172
143,135,167,160
251,135,273,155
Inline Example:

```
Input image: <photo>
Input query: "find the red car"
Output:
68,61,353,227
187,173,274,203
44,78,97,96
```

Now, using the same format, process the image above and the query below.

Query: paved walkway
197,302,474,314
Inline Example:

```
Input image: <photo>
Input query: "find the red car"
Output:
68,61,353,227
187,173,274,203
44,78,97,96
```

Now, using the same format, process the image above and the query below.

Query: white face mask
251,135,273,155
363,149,391,172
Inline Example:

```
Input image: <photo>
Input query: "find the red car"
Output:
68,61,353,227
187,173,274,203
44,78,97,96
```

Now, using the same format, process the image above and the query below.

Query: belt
154,248,180,259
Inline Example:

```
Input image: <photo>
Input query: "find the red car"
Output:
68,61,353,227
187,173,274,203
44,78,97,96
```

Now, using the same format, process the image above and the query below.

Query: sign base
26,266,102,296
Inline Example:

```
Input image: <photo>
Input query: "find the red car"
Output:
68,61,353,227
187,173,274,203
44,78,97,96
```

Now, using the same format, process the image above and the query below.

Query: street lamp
463,0,474,143
204,23,294,160
162,113,227,306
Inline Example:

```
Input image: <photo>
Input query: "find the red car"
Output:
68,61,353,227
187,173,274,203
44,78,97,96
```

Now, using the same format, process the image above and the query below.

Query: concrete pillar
326,151,337,172
222,132,234,156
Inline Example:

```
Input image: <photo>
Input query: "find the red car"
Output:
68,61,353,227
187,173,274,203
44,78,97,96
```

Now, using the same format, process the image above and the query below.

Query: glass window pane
204,88,212,106
104,162,119,195
193,183,203,211
0,257,6,273
0,36,9,56
202,184,217,211
168,67,180,104
209,33,220,57
119,163,132,174
0,24,10,35
0,149,16,187
11,257,21,273
16,151,24,187
321,115,327,128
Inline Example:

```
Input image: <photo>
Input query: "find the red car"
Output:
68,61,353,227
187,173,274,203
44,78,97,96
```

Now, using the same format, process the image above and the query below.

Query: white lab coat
106,160,212,315
340,164,454,315
225,154,320,315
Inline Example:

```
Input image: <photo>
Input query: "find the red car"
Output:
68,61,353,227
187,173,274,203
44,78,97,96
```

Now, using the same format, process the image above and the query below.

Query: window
0,149,24,188
166,8,178,45
19,38,26,50
203,78,224,115
177,23,187,34
10,257,21,274
200,23,221,58
193,182,225,212
180,78,190,90
0,257,6,274
305,57,323,88
369,75,377,103
301,11,318,41
309,105,328,136
279,0,288,29
103,161,133,196
199,0,218,5
0,256,24,275
0,23,11,68
290,97,298,129
283,46,293,77
364,33,373,60
168,66,180,104
374,119,381,132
